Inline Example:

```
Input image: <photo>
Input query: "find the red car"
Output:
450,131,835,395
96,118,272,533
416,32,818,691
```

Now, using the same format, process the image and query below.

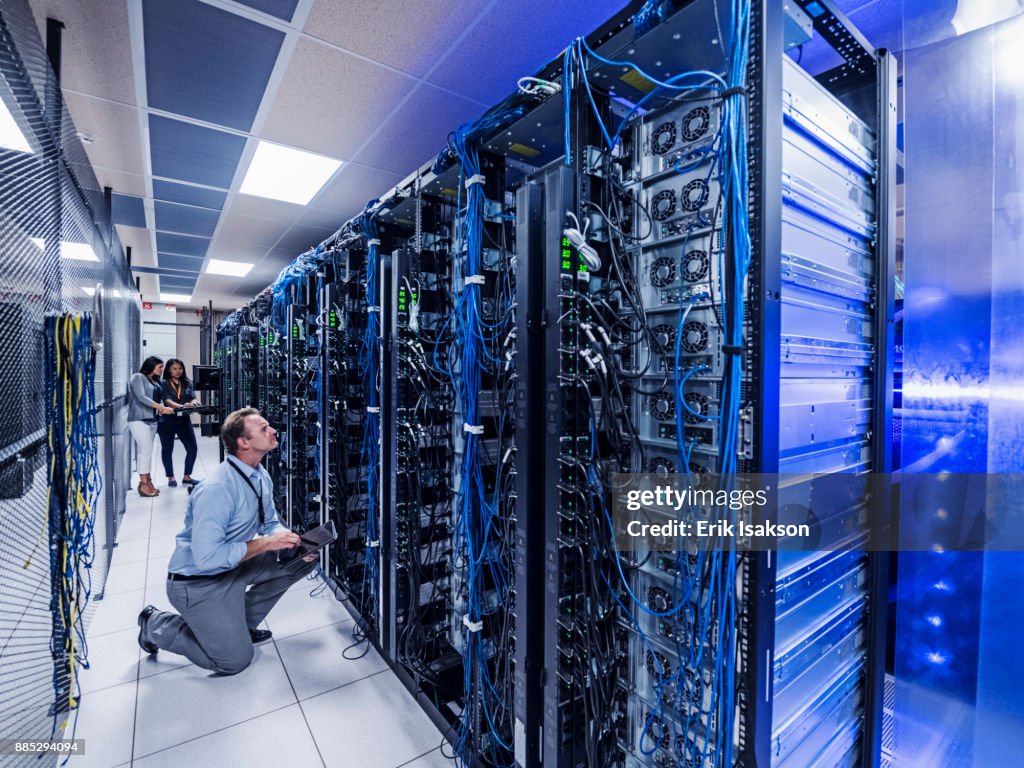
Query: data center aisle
71,436,453,768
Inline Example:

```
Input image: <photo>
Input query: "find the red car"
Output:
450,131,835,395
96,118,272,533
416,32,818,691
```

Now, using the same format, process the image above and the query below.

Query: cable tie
722,85,748,99
463,615,484,633
367,238,381,247
721,344,744,356
367,539,380,548
366,406,380,414
367,305,381,313
465,174,486,189
463,423,484,435
465,274,486,285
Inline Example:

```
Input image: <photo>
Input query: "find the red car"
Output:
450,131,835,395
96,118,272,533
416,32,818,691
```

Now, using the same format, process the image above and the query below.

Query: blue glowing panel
156,232,209,258
232,0,298,21
429,0,626,104
149,114,245,189
158,253,205,272
152,180,227,211
160,277,197,289
142,0,284,131
112,193,146,227
356,85,483,175
154,201,220,238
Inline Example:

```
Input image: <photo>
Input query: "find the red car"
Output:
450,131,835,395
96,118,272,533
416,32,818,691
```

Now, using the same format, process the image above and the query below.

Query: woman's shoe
167,478,178,487
138,474,159,497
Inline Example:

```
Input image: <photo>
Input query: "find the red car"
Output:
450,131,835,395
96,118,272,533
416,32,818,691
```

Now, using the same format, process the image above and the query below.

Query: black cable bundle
43,313,100,742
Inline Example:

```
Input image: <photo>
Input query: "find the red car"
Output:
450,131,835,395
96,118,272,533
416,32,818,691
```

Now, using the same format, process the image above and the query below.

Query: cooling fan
652,324,677,355
683,249,709,282
684,392,709,424
681,321,708,353
651,120,677,155
650,391,675,421
648,457,674,477
681,106,711,142
649,256,677,288
646,650,673,680
651,189,677,221
681,179,709,212
645,714,671,750
647,586,672,613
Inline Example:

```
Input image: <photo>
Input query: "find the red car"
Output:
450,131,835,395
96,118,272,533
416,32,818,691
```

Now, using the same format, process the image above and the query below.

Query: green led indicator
292,325,299,338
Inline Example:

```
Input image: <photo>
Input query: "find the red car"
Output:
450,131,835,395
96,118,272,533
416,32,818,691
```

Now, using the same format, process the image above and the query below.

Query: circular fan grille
675,736,702,768
648,457,673,477
683,249,709,282
688,461,708,475
652,121,677,155
646,650,672,679
650,391,674,421
651,189,677,221
681,179,709,212
684,393,708,424
645,715,671,750
681,106,711,142
653,324,677,355
647,586,671,613
682,321,708,353
650,256,677,288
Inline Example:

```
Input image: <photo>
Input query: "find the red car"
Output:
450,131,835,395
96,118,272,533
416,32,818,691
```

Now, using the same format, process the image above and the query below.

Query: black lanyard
227,459,264,529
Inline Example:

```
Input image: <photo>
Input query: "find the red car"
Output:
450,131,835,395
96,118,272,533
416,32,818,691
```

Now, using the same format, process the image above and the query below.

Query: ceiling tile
231,0,299,22
149,114,246,189
229,193,306,223
303,0,491,78
355,84,482,175
142,0,285,131
112,194,146,228
78,165,148,197
293,206,347,231
428,0,626,104
154,200,221,237
272,223,335,255
308,163,403,219
262,37,411,159
152,180,226,210
213,212,291,252
62,91,144,176
156,231,210,258
116,224,155,265
29,0,136,106
159,253,206,272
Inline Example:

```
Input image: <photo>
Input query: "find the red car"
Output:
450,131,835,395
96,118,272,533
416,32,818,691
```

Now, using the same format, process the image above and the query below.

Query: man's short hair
221,407,260,455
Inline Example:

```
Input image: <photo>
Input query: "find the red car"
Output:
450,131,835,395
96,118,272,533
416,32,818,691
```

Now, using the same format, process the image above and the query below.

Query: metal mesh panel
0,0,140,757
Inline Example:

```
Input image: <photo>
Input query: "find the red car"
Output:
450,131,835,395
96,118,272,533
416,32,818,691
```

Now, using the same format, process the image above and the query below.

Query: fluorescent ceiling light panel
239,140,341,205
0,98,32,153
206,258,254,277
160,293,191,303
29,237,99,261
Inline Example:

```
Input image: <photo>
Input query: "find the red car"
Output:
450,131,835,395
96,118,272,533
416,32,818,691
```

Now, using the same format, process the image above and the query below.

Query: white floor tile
263,585,353,640
110,537,151,566
114,519,152,543
147,536,179,559
133,644,297,757
131,704,322,768
303,672,442,768
275,623,387,700
77,628,141,694
64,681,136,768
145,557,172,589
398,748,457,767
150,516,187,537
102,558,149,596
88,588,147,637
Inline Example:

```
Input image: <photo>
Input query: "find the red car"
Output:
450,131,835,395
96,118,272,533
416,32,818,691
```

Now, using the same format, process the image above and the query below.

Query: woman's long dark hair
139,356,163,378
162,357,191,384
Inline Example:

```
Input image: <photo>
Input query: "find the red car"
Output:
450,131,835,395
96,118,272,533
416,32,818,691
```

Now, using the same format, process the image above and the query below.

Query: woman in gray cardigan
129,356,174,497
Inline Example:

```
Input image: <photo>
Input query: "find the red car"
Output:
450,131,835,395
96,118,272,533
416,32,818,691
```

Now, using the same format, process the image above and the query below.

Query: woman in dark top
157,358,201,487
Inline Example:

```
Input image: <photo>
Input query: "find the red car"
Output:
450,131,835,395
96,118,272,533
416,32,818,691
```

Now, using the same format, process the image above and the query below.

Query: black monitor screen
193,365,221,391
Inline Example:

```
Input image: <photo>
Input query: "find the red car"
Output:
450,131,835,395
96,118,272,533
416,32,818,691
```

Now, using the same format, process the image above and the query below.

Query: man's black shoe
249,628,273,645
138,606,159,654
